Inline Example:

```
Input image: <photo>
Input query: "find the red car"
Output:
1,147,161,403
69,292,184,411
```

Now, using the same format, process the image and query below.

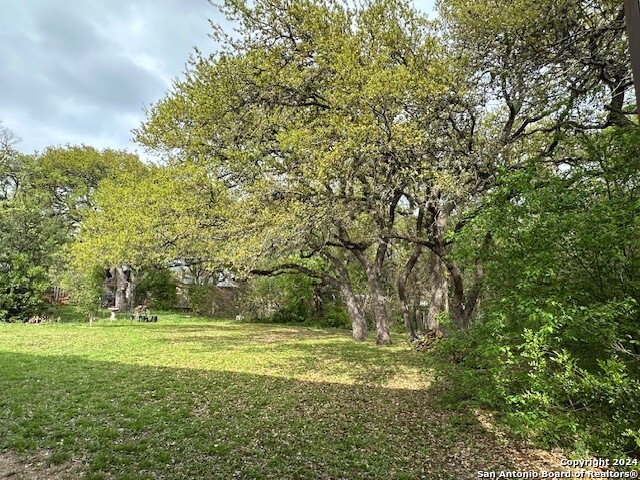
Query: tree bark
313,284,325,318
426,251,446,331
415,307,425,335
439,252,484,332
440,258,470,331
114,265,129,311
353,243,391,345
369,273,391,345
397,244,422,340
125,268,136,309
321,252,368,341
340,283,368,341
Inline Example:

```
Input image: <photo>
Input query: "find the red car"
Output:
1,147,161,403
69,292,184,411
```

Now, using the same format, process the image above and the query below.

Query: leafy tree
75,161,226,269
23,145,144,231
136,267,178,311
135,0,468,344
0,134,147,319
73,160,229,312
388,0,637,333
0,196,62,321
439,0,634,133
0,125,60,321
0,122,21,200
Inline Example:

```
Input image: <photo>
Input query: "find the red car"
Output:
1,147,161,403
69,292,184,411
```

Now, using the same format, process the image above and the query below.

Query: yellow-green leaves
75,162,230,270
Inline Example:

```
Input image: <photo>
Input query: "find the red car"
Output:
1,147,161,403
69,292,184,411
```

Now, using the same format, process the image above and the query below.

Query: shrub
188,284,216,315
318,303,351,329
0,254,50,322
137,268,177,310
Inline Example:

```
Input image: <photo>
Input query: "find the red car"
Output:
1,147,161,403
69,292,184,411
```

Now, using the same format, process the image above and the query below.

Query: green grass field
1,313,570,479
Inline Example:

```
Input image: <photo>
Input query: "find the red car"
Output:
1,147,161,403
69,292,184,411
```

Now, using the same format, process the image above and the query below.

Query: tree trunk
397,245,422,341
415,307,425,335
369,275,391,345
340,283,368,341
399,293,415,341
426,251,446,331
437,233,489,332
321,252,369,341
313,284,325,318
440,257,481,332
125,268,136,309
114,265,129,311
353,243,392,345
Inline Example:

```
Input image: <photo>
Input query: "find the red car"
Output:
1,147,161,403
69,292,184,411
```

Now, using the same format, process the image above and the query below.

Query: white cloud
0,0,220,156
0,0,435,157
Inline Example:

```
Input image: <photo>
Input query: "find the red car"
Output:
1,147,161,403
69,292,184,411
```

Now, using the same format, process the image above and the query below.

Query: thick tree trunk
397,245,422,341
442,259,468,330
114,265,136,311
437,233,489,332
321,252,368,341
126,269,136,309
440,257,482,332
340,283,368,341
426,251,446,331
369,274,391,345
353,241,391,345
353,243,392,345
114,265,129,311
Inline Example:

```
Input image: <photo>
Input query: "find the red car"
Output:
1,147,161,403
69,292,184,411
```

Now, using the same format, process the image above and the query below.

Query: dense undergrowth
436,128,640,460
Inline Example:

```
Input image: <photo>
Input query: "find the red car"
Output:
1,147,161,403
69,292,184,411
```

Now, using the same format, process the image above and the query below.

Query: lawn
1,314,572,479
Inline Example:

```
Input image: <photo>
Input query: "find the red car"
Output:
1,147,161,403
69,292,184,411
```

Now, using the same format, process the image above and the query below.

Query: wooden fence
45,286,70,304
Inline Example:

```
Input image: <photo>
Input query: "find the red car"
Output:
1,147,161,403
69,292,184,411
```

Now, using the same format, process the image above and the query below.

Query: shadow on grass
0,350,543,480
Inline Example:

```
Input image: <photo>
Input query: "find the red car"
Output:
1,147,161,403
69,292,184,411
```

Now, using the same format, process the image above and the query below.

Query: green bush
444,127,640,458
61,263,104,320
137,268,177,310
187,284,214,315
271,302,307,323
318,303,351,329
0,254,50,322
242,274,316,323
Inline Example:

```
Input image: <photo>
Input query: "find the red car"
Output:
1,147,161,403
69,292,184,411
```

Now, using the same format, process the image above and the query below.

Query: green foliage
23,146,144,229
238,273,352,327
318,303,351,329
0,198,61,322
133,0,466,342
0,255,49,322
452,302,640,457
270,303,308,324
74,162,227,271
242,274,317,323
187,284,216,316
136,268,177,310
449,127,640,457
0,140,146,321
60,262,105,320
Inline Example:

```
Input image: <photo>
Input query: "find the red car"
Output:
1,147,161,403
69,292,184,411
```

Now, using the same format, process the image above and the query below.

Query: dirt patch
0,450,85,480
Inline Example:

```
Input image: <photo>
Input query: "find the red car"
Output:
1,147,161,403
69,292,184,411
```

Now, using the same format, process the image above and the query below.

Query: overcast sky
0,0,434,159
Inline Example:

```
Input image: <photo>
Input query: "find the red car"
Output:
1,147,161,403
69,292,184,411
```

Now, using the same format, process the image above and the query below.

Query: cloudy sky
0,0,434,159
